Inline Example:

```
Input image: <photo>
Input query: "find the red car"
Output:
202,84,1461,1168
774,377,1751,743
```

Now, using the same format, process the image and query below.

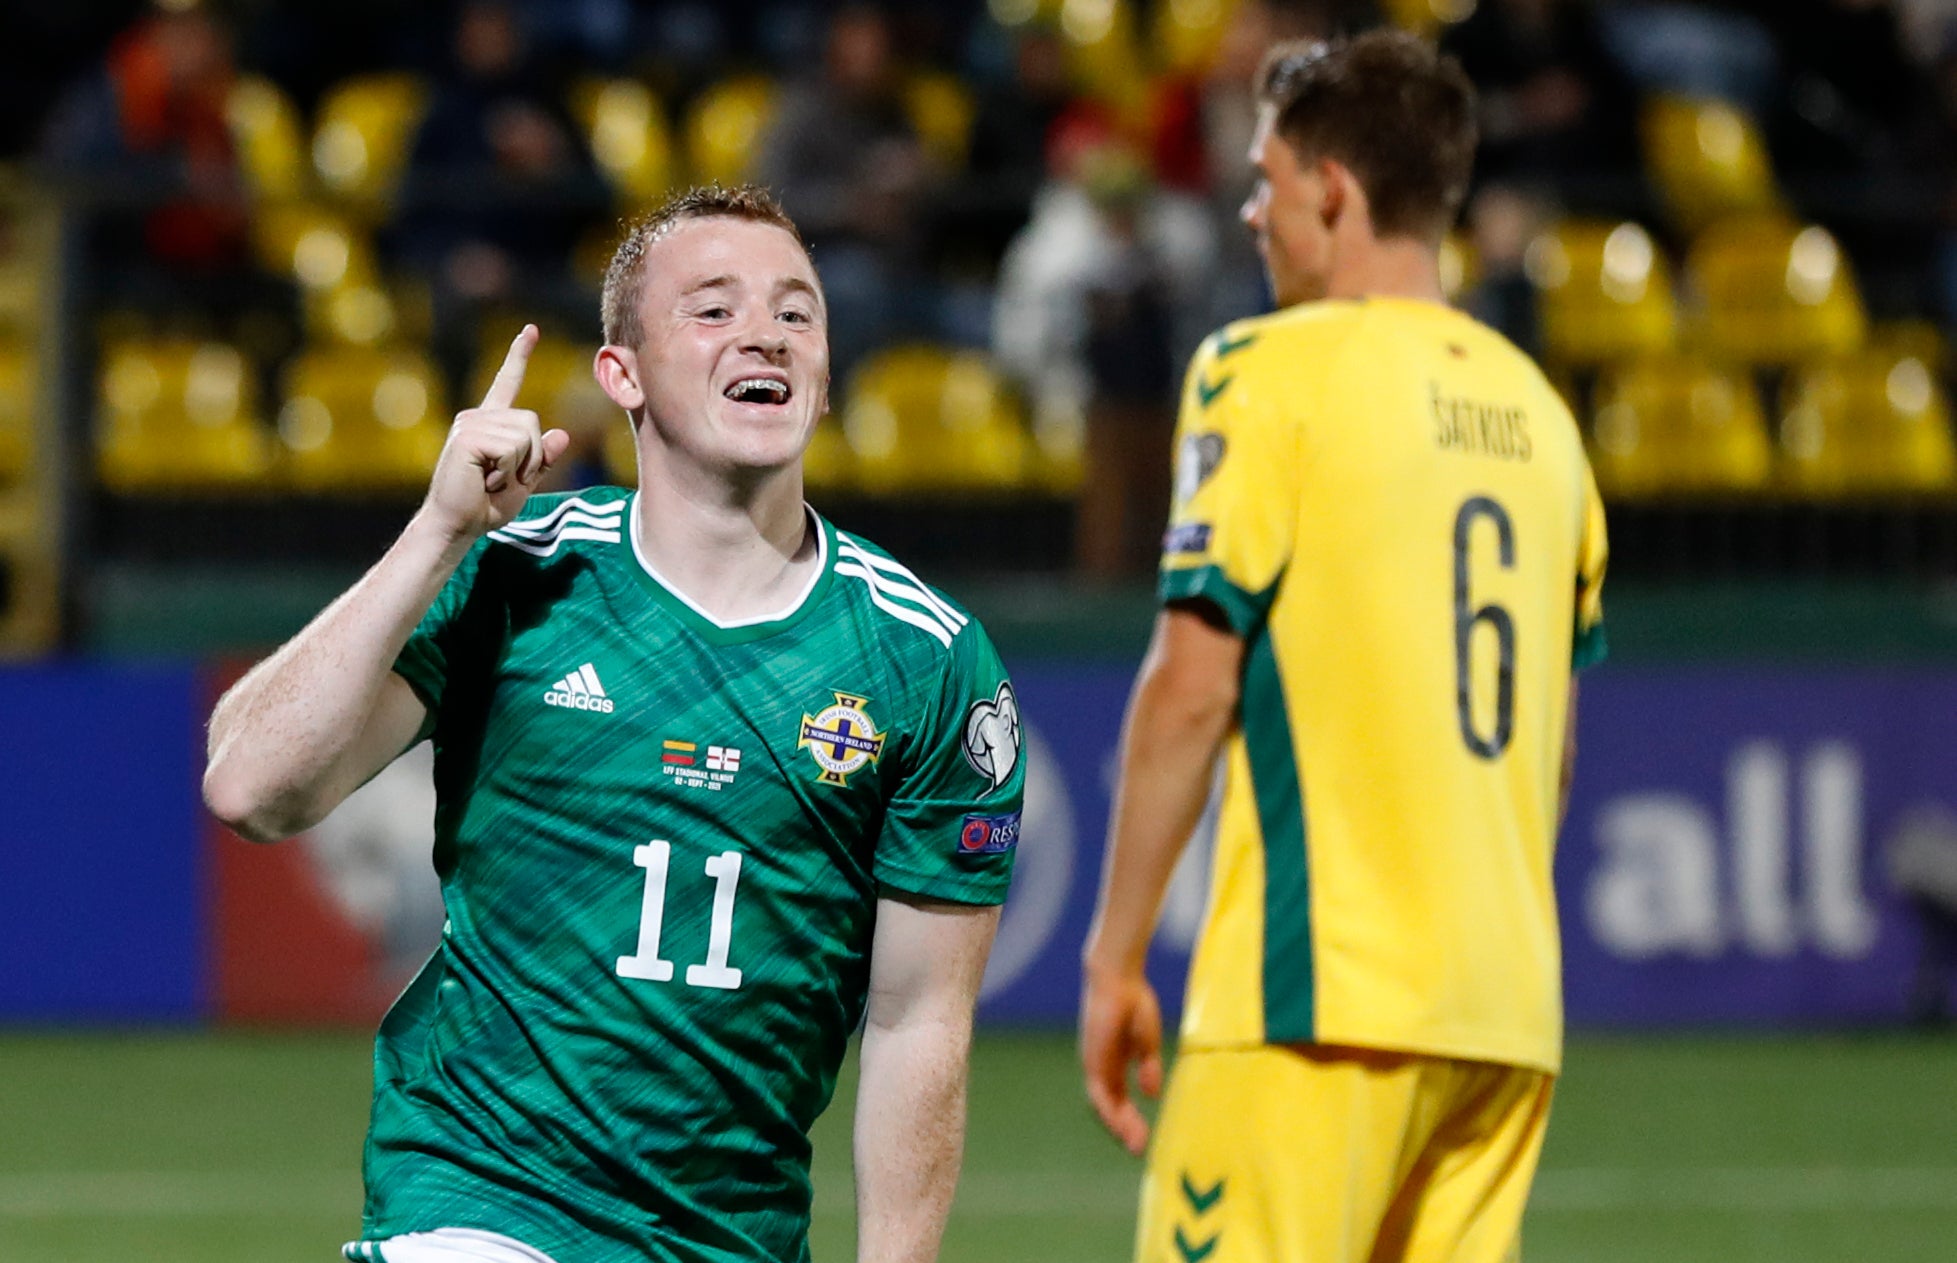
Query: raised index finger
480,324,539,410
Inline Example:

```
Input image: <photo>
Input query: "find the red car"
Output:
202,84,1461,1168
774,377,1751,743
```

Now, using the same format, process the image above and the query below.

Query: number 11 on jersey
616,840,746,990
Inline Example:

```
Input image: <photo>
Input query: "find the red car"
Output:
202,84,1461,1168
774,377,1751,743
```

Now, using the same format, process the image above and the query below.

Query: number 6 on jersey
616,840,746,990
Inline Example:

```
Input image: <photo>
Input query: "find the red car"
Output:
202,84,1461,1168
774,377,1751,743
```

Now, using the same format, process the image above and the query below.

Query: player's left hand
1079,966,1164,1157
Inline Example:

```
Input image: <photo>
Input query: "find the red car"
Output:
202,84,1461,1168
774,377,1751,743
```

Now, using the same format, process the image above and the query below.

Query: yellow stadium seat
252,203,400,347
312,74,430,217
571,77,677,207
1381,0,1476,36
0,530,58,657
1153,0,1239,73
684,76,777,188
468,336,617,436
0,340,32,491
801,417,855,494
1526,220,1678,366
1590,355,1773,498
843,346,1035,494
905,71,977,170
97,341,274,492
278,347,448,492
1057,0,1150,118
1439,231,1478,303
1873,320,1948,372
1643,96,1780,232
1779,351,1957,497
227,76,309,200
1690,218,1868,365
1696,219,1861,355
603,418,637,485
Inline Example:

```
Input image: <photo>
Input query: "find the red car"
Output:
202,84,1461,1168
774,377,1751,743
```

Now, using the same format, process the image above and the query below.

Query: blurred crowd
12,0,1957,576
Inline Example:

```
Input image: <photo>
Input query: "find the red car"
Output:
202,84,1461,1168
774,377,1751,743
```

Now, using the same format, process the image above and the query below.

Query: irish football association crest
799,692,886,787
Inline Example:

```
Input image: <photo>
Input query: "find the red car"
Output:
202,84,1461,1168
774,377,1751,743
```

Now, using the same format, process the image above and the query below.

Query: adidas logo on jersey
544,663,615,714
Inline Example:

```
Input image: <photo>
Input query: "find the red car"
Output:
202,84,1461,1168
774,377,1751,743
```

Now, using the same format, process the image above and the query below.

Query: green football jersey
354,487,1023,1263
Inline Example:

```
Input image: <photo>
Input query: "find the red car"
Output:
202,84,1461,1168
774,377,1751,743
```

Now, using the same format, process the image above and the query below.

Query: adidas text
545,691,615,713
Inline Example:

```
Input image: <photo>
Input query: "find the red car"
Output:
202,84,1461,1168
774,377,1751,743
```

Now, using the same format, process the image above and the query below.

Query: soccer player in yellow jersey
1078,30,1609,1263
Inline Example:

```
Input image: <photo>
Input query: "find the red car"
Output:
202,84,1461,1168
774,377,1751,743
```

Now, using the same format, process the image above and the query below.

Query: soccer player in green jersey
203,186,1024,1263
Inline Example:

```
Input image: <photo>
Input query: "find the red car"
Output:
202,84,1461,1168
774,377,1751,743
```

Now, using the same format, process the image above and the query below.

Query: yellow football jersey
1160,296,1607,1074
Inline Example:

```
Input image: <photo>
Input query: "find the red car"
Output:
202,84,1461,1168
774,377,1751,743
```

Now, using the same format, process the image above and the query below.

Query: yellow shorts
1137,1044,1554,1263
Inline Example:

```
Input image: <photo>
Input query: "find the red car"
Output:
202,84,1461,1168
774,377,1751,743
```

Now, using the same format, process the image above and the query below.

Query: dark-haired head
1255,30,1477,245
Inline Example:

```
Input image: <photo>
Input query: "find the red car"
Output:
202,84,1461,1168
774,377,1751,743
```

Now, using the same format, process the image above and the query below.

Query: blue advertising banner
977,664,1957,1029
3,661,1952,1028
0,664,206,1021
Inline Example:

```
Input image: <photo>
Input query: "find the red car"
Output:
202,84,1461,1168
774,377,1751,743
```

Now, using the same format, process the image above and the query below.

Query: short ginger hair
1256,31,1478,244
600,184,816,348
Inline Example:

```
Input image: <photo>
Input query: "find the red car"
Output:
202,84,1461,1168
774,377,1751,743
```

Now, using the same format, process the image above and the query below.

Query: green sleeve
392,537,494,729
874,622,1023,906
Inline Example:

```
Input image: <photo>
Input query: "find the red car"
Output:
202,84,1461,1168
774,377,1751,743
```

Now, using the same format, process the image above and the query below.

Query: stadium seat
251,203,398,346
226,76,310,201
570,77,677,207
1056,0,1150,118
1873,320,1948,372
1689,218,1868,365
96,341,275,492
602,417,637,486
1642,96,1781,232
0,530,57,657
684,77,777,188
1590,355,1773,498
1153,0,1239,73
1527,220,1678,366
311,74,430,217
278,347,448,492
801,417,855,495
842,346,1035,494
1439,231,1477,302
468,336,616,437
905,71,977,170
1779,351,1957,497
0,339,31,491
1380,0,1475,37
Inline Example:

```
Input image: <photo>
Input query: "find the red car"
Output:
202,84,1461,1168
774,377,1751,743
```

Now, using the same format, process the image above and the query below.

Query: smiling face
615,216,829,479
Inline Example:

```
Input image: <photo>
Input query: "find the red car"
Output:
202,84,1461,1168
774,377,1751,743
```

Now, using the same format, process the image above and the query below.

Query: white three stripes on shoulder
488,496,624,557
835,534,966,647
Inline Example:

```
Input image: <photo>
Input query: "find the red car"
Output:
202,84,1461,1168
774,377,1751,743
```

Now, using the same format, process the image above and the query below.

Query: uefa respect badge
956,810,1021,855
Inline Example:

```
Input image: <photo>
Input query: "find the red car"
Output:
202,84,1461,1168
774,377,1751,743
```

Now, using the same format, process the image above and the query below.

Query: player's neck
631,458,819,623
1324,238,1448,306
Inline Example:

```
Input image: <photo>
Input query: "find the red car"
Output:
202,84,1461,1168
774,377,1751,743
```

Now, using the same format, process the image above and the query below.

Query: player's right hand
1079,966,1164,1158
420,324,572,540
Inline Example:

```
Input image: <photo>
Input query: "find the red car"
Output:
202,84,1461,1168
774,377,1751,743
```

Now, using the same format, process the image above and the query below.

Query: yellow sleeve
1573,464,1609,669
1157,326,1298,635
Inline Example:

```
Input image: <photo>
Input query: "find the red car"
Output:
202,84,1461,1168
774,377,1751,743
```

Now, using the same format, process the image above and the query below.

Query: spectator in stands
1149,0,1362,329
1442,0,1642,213
392,0,605,393
755,4,938,377
946,21,1077,274
993,126,1215,580
38,2,285,341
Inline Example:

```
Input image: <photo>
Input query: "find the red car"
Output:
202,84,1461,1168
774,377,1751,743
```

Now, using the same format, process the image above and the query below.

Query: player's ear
595,344,645,412
1317,157,1347,230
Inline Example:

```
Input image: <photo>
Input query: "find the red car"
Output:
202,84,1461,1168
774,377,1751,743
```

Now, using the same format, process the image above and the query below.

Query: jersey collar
625,492,836,644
